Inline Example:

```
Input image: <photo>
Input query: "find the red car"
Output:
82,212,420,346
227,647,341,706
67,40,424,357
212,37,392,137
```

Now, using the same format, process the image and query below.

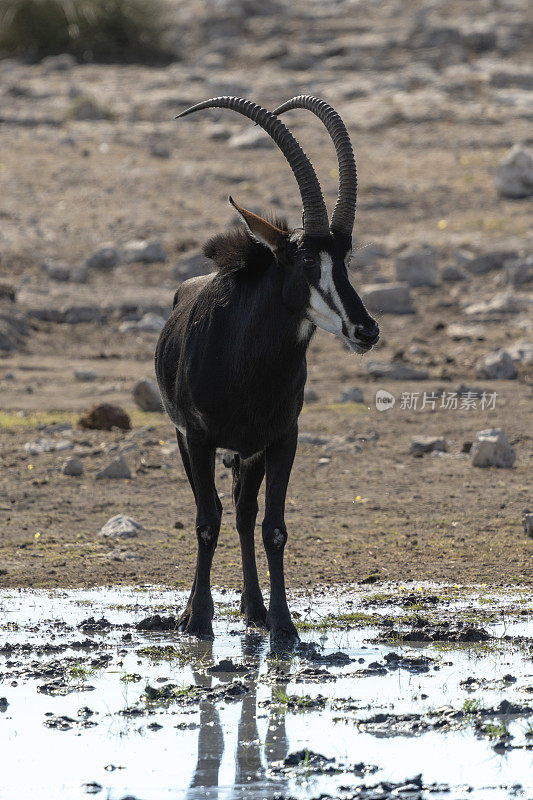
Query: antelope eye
302,255,316,266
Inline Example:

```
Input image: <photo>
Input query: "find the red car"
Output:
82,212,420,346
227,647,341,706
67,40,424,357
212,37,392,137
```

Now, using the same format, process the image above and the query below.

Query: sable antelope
155,96,379,648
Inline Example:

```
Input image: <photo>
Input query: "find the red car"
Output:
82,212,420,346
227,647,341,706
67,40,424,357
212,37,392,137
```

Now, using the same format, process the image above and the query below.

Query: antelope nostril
355,322,379,344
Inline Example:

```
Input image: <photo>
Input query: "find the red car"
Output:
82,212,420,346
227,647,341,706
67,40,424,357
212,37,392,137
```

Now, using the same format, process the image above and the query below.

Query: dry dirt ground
0,0,531,591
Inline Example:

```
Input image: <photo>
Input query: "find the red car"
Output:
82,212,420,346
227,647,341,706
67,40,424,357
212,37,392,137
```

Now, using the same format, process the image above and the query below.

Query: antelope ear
229,196,285,252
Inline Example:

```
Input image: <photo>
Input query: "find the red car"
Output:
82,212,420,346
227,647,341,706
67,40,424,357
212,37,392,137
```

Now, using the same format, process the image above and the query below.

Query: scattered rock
173,250,209,281
132,379,163,412
121,240,166,264
41,53,76,71
475,350,518,380
74,368,97,382
447,323,486,341
465,291,527,316
409,436,447,454
366,360,429,380
41,260,71,282
0,283,16,302
228,127,274,149
85,245,120,271
120,313,166,333
0,697,8,711
61,457,84,477
0,311,29,352
441,265,468,282
395,244,438,287
99,514,143,537
470,428,516,468
95,456,131,480
78,403,131,431
136,614,177,631
523,514,533,538
149,142,171,159
324,436,363,454
24,438,73,455
62,305,105,324
456,249,516,276
494,144,533,199
506,340,533,365
361,283,414,314
351,244,386,268
208,659,247,673
298,432,329,446
339,387,364,403
304,387,318,403
506,255,533,287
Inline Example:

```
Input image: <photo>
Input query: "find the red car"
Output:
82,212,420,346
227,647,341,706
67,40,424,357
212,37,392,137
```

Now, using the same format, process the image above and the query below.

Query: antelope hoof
269,623,300,652
240,594,268,629
183,615,214,640
244,605,268,629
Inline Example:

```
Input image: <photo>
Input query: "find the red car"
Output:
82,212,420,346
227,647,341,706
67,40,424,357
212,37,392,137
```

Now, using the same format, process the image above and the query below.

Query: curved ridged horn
176,96,330,237
271,95,357,237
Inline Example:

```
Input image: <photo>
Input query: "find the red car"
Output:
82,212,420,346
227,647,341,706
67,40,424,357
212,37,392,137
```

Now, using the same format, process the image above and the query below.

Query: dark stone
78,403,131,431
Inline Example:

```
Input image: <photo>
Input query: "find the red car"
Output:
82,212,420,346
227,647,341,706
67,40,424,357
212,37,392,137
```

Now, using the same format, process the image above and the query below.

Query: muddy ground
1,586,532,799
0,0,532,591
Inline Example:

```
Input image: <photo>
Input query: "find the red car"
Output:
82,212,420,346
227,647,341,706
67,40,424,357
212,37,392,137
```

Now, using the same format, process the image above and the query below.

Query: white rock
505,340,533,365
121,239,166,264
494,144,533,198
464,292,528,316
24,438,73,455
366,361,429,380
99,514,143,538
447,324,487,341
395,245,438,287
132,378,163,412
119,313,166,333
61,456,84,476
85,245,120,271
340,387,364,403
229,127,274,149
74,368,97,382
95,456,131,480
470,428,516,468
523,513,533,537
475,350,518,380
361,283,414,314
409,436,447,454
161,441,179,457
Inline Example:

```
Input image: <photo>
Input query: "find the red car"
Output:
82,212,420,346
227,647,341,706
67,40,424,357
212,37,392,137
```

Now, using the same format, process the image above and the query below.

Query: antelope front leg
183,438,221,639
262,426,299,649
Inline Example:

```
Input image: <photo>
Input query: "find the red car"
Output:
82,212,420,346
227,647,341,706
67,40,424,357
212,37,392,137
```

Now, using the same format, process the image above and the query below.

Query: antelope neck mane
203,217,290,277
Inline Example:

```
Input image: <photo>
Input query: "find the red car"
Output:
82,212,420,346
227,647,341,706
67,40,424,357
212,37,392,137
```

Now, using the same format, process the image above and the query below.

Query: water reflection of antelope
185,634,291,799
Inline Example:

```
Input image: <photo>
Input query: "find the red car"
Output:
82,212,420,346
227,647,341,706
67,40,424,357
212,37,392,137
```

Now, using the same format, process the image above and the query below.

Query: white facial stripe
318,252,351,329
305,252,356,338
307,286,343,335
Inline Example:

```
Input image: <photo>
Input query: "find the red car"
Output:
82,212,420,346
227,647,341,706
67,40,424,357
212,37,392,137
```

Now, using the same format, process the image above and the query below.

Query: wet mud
1,584,532,799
